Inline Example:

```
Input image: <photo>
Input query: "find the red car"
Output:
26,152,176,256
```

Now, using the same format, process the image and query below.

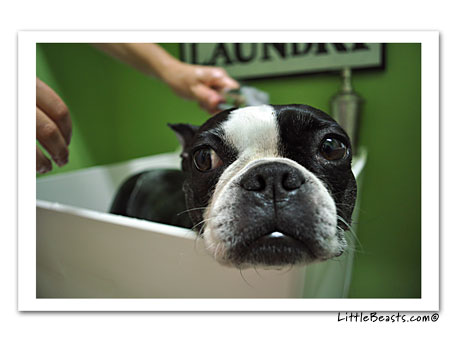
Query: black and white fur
111,104,357,268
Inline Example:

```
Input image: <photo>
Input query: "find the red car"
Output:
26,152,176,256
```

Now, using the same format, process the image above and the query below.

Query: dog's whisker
336,214,352,229
349,236,364,252
176,207,208,217
191,216,220,254
335,213,364,253
253,264,263,278
214,242,223,259
192,231,207,255
238,268,254,288
341,233,363,254
278,264,294,274
340,241,364,255
339,224,364,253
190,216,215,232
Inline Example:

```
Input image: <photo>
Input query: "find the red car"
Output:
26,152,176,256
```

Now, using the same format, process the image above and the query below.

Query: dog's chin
207,230,343,269
228,232,314,268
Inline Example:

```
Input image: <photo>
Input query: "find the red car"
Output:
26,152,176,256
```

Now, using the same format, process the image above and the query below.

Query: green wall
36,43,421,298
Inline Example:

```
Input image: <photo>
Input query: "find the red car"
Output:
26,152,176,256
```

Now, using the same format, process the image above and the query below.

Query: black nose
240,162,305,197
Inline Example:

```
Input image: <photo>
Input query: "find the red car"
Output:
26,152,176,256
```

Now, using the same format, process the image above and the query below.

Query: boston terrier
110,104,357,268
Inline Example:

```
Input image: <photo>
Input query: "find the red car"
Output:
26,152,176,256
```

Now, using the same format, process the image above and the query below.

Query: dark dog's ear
168,123,199,152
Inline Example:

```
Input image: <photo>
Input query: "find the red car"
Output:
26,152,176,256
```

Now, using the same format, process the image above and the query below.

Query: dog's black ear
168,123,199,151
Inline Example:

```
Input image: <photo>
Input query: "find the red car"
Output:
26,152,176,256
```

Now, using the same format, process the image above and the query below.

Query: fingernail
212,70,223,78
38,166,51,174
55,157,68,167
212,95,223,105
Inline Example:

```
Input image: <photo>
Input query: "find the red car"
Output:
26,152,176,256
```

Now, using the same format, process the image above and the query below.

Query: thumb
201,67,239,91
191,83,224,114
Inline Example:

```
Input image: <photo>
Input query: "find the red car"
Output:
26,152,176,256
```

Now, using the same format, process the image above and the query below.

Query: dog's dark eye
193,148,223,172
320,137,348,161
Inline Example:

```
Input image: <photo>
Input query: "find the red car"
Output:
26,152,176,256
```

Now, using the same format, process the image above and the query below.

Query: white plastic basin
36,150,366,298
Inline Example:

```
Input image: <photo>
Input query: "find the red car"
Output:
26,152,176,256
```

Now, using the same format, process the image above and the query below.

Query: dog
110,104,357,268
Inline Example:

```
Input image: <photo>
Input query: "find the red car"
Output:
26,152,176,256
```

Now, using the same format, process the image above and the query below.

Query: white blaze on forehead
221,105,279,157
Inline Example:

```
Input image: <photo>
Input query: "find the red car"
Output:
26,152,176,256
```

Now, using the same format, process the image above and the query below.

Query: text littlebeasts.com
337,312,439,323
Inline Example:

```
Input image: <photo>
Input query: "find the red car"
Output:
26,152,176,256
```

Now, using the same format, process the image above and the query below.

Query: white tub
36,150,366,298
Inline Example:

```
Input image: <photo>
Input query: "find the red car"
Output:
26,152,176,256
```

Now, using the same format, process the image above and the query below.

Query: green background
36,43,421,298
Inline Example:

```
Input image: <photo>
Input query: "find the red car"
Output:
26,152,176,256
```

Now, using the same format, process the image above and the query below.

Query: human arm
93,43,239,114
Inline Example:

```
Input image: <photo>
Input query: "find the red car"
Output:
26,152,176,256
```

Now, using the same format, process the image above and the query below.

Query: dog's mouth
229,230,316,267
254,231,306,249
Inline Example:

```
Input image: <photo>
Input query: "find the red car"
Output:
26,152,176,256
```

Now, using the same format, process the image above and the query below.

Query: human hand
162,62,239,114
93,43,239,114
36,77,72,174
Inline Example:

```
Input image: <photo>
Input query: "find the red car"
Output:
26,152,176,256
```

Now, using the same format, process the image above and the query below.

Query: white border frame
19,31,439,311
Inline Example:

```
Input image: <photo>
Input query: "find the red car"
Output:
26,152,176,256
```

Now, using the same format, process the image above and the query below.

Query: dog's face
171,104,357,268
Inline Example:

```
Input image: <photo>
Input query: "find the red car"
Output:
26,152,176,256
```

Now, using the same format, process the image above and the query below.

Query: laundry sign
180,43,385,80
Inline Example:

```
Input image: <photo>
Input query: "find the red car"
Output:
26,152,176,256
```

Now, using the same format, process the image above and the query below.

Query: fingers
164,64,239,115
36,145,52,174
36,106,69,168
36,78,72,174
192,67,239,114
201,67,239,91
191,83,224,114
36,77,72,144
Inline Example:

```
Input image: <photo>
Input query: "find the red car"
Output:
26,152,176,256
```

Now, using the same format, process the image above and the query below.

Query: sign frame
179,43,386,81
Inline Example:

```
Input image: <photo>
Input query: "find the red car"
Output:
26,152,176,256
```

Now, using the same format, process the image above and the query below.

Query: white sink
36,149,366,300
